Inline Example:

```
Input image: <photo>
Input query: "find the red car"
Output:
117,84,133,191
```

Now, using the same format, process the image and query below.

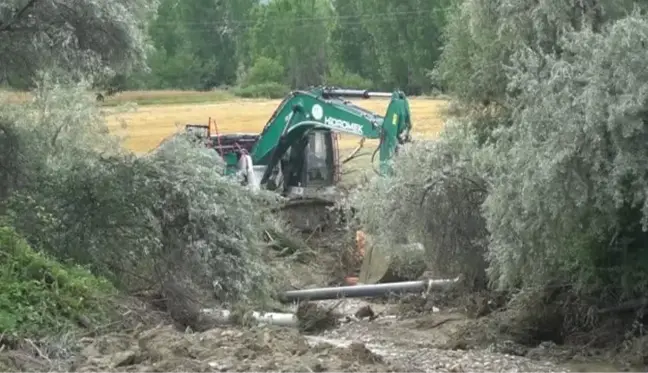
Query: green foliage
324,65,373,89
351,0,454,94
141,48,211,90
234,82,291,99
484,12,648,300
0,0,458,93
360,0,648,334
67,0,453,93
147,0,255,88
234,56,289,98
434,0,646,105
0,226,115,338
433,0,506,104
248,0,333,88
353,120,489,289
328,0,381,86
1,77,286,307
0,0,157,88
243,57,285,86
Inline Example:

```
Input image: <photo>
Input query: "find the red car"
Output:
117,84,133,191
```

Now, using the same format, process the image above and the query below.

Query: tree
354,0,452,93
329,0,379,86
434,0,638,105
247,0,331,88
0,0,285,313
0,0,157,88
484,13,648,299
358,0,648,323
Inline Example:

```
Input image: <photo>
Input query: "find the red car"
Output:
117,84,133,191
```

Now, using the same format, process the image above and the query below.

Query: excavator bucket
358,231,391,284
358,231,428,284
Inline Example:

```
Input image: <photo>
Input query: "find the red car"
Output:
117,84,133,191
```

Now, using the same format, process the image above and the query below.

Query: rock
111,350,140,368
448,362,463,372
355,305,376,320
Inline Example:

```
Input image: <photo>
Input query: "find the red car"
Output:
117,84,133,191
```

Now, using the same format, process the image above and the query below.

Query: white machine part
237,153,260,191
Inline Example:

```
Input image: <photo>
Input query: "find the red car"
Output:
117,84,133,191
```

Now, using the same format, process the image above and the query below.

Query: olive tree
0,0,156,87
485,12,648,302
1,78,284,306
358,0,648,305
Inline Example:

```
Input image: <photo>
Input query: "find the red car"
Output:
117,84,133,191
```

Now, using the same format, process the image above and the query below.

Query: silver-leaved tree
357,0,648,340
0,0,156,87
0,1,286,312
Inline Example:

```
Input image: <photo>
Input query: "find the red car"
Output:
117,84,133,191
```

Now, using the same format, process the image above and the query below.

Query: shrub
0,226,115,338
352,119,489,289
1,75,286,308
243,57,285,86
324,66,373,89
233,82,291,99
483,13,648,302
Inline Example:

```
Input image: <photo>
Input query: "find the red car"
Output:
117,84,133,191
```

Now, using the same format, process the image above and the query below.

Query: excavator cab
256,87,412,194
275,129,339,192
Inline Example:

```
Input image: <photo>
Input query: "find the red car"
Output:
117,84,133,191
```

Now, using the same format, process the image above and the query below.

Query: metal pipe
321,89,393,99
201,308,298,327
279,277,459,303
365,92,393,98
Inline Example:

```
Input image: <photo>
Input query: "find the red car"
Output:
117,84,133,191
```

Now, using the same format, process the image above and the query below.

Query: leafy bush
233,82,291,99
0,226,115,338
353,119,489,289
243,57,285,86
484,13,648,301
324,66,373,89
232,57,289,99
366,5,648,333
1,75,286,308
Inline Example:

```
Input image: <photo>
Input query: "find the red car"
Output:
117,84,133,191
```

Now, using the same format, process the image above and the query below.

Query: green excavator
185,87,416,281
185,86,413,201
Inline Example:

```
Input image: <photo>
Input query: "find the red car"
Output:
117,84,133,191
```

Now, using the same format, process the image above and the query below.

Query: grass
3,88,449,172
102,91,448,154
1,89,235,106
0,226,117,338
99,89,235,106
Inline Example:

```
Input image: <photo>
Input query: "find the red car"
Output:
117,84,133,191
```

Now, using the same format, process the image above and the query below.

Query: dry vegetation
1,89,447,153
1,89,234,106
101,89,235,106
101,91,448,154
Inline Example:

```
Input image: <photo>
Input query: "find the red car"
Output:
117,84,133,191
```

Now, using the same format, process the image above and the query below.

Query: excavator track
279,197,336,233
275,186,347,233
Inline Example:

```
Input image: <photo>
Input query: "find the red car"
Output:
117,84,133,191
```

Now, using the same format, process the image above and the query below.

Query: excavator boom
252,87,412,187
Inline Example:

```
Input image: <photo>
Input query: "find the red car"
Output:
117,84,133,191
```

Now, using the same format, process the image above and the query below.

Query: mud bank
0,295,639,372
0,319,560,373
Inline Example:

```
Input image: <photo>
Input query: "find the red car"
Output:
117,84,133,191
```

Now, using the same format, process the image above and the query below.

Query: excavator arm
253,87,413,188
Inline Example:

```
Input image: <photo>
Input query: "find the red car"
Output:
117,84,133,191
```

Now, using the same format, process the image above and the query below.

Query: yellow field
105,96,448,154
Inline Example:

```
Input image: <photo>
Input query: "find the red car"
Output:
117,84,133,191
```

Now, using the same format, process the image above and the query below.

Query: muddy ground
1,295,627,372
0,211,643,372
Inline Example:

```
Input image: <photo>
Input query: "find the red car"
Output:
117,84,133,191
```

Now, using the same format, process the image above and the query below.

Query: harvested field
104,95,448,154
